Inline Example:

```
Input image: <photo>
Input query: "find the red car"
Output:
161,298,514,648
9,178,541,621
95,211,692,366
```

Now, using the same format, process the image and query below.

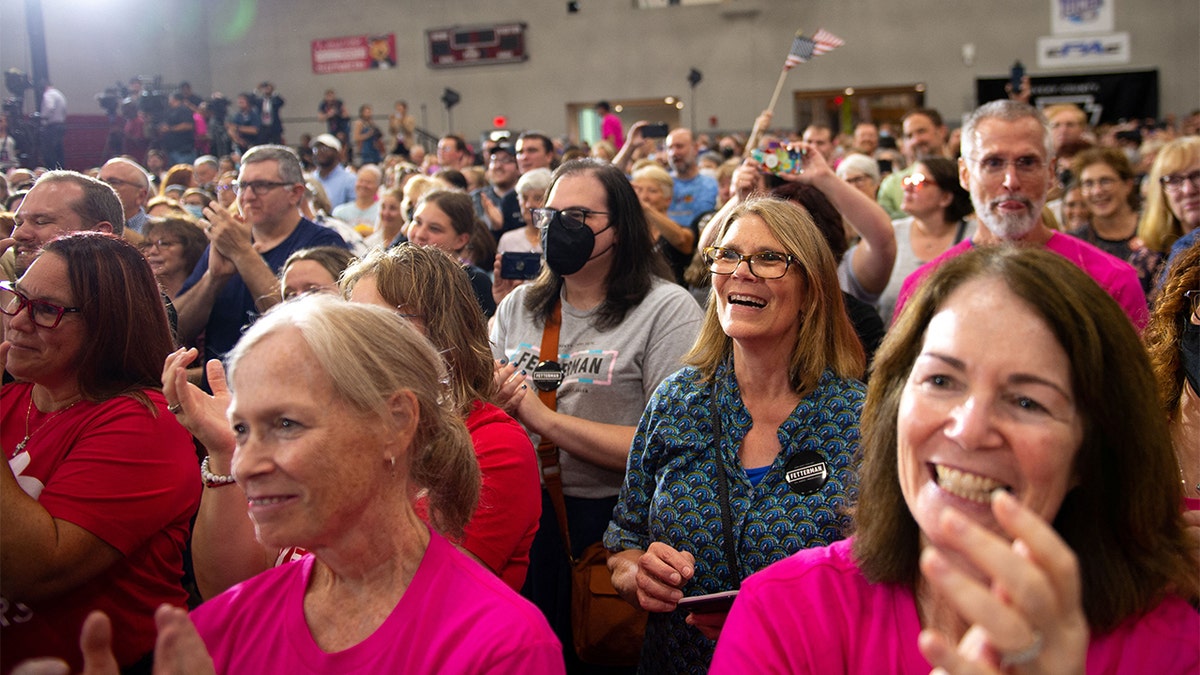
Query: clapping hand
916,490,1088,675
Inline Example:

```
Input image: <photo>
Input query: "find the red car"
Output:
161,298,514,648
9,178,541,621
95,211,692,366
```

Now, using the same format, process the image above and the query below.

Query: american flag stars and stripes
783,28,845,70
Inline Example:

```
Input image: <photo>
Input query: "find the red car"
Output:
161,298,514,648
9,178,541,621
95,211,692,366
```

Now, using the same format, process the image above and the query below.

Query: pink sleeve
1110,271,1149,330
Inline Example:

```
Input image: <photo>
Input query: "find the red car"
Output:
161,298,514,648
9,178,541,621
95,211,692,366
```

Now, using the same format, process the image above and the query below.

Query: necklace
14,392,83,454
1179,465,1200,495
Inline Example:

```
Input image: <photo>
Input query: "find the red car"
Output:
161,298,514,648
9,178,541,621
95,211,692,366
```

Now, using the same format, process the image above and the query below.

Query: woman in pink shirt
712,246,1198,674
44,297,562,674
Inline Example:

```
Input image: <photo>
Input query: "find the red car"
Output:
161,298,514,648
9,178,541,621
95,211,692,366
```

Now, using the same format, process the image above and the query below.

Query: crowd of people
0,87,1198,675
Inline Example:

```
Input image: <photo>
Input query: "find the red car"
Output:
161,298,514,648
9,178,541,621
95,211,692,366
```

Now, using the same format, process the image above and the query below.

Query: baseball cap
490,144,516,160
311,133,342,152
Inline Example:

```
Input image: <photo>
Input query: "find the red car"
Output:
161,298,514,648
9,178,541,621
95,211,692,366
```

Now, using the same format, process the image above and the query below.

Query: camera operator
39,79,67,169
206,92,231,157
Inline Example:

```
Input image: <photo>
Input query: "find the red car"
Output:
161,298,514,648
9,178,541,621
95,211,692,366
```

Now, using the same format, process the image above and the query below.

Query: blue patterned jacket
604,360,864,674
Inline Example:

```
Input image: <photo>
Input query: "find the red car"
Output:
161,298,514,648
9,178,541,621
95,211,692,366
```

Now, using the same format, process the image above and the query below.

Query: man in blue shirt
310,134,356,208
175,145,349,362
666,128,718,229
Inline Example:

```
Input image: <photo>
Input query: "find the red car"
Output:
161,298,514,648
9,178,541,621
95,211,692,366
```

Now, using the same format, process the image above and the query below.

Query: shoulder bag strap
535,301,575,563
711,380,741,589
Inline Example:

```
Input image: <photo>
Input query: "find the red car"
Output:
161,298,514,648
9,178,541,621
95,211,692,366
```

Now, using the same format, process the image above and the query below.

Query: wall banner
1051,0,1114,35
977,69,1158,124
311,34,397,74
1037,33,1130,68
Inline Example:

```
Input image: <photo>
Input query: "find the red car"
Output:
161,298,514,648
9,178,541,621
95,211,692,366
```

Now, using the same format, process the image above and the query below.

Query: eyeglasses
844,174,874,186
232,181,294,195
902,172,931,190
138,238,182,252
1185,290,1200,317
972,155,1046,177
1080,176,1119,191
704,246,795,280
0,281,82,329
215,183,235,192
530,207,610,231
101,177,144,190
1160,169,1200,194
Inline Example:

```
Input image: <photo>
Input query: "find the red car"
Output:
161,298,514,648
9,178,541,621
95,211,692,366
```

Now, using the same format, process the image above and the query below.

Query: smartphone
642,122,670,139
751,145,803,174
1010,60,1025,93
500,252,542,280
676,590,739,614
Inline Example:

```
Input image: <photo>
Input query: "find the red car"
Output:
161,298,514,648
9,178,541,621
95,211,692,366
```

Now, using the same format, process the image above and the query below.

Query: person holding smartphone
493,168,552,307
604,196,865,672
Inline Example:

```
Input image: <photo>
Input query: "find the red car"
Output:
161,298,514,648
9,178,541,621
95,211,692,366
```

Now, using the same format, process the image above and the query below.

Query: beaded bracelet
201,456,237,488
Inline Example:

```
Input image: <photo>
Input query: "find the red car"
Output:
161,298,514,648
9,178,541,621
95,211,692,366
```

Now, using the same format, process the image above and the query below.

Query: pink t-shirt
895,232,1150,330
193,530,564,674
711,539,1199,674
1,384,201,672
601,112,624,150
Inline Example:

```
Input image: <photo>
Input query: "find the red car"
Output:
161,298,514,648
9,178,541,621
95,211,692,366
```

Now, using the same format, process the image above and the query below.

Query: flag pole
764,68,789,116
745,68,790,154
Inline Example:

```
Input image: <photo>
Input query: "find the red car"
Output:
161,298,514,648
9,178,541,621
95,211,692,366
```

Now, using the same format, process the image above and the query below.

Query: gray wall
3,0,1197,147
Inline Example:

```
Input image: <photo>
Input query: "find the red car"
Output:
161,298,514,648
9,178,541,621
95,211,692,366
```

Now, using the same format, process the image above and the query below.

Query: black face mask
541,210,613,276
1181,320,1200,397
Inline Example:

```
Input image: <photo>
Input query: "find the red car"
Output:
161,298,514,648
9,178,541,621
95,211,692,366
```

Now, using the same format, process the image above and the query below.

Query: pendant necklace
13,392,83,454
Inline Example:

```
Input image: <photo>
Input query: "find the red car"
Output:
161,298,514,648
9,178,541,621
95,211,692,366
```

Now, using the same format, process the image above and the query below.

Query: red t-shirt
1,383,201,672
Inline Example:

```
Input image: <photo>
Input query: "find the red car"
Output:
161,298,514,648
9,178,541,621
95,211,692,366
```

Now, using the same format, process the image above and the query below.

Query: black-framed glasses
1160,169,1200,194
0,281,82,329
531,207,610,231
703,246,795,280
232,180,294,195
1185,290,1200,317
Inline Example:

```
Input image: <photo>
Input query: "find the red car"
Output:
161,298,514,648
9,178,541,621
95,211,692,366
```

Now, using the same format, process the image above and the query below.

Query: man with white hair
99,157,152,236
895,100,1147,328
193,155,220,189
331,163,382,229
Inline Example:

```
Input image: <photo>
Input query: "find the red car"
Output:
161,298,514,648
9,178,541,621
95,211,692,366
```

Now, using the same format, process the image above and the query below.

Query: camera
751,143,803,174
206,95,229,120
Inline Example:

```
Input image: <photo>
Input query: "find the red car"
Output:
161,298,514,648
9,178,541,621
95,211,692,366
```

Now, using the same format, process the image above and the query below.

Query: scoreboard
426,23,528,69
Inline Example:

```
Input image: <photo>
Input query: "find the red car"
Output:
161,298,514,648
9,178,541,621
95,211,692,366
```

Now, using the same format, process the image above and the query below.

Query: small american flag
784,28,844,70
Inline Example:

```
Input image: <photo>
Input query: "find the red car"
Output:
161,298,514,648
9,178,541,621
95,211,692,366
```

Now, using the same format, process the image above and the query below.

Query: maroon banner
311,34,397,74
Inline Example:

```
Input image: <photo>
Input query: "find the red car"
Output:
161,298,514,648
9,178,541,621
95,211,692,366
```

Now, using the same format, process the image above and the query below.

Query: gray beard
972,192,1041,240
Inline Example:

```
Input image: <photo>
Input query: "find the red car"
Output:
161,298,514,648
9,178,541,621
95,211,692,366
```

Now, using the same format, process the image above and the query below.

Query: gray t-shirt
490,277,703,498
850,216,976,324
